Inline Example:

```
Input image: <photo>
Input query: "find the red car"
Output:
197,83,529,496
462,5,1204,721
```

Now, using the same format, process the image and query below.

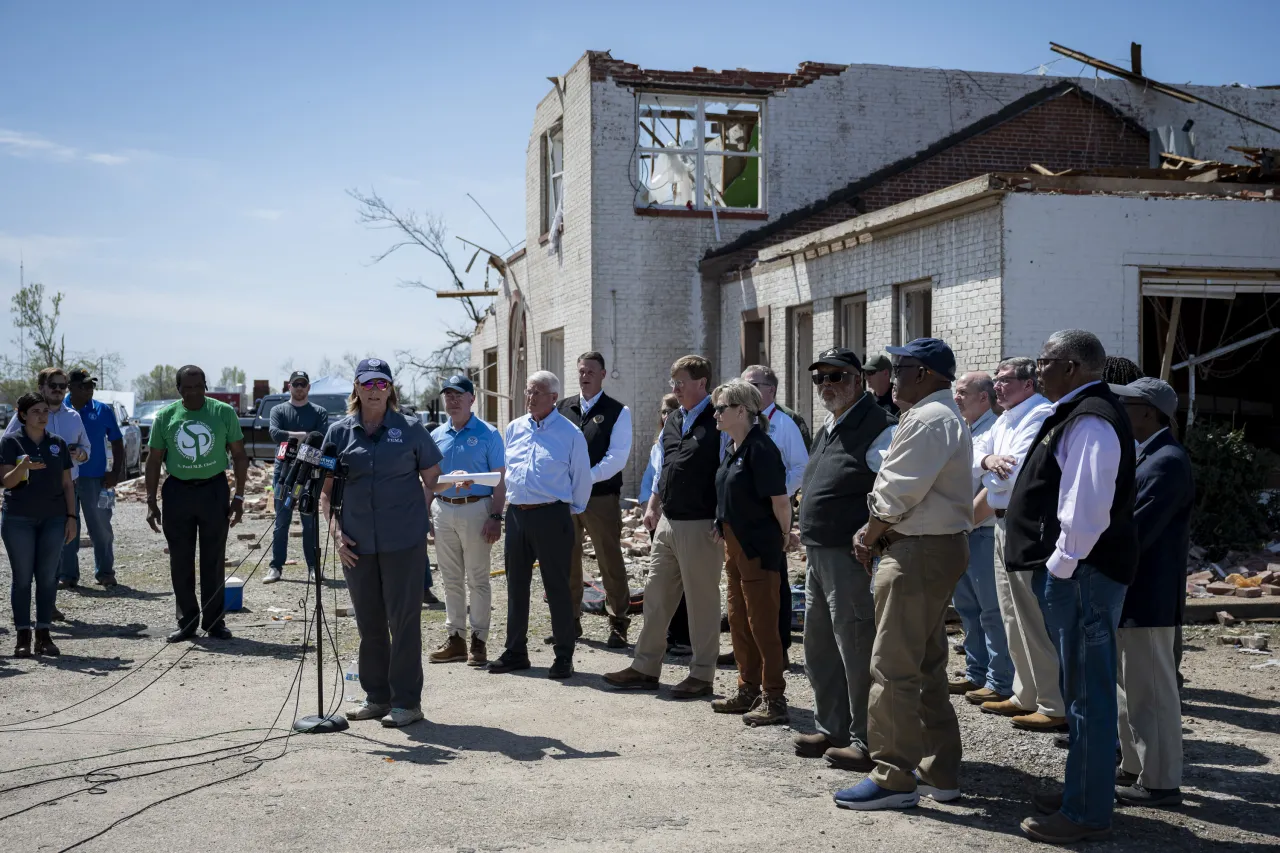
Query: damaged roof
586,51,848,94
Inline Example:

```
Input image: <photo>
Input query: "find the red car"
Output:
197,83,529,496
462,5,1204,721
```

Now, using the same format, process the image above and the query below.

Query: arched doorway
509,298,528,421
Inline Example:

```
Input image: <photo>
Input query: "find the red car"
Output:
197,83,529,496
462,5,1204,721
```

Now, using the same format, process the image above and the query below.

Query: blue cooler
224,576,245,612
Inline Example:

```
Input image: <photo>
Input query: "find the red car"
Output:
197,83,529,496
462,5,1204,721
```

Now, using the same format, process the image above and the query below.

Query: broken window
541,328,565,389
482,347,499,423
787,305,814,427
636,94,763,211
543,127,564,235
837,295,868,360
895,282,932,345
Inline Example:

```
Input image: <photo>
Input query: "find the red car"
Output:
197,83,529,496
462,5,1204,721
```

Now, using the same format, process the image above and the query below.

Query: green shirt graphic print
148,398,244,480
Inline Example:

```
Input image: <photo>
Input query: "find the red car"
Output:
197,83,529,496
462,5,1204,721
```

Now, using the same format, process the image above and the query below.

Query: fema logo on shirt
387,427,403,443
467,436,479,447
49,444,61,457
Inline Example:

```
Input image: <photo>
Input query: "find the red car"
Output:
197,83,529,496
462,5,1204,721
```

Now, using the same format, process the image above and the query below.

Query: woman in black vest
0,393,77,657
709,380,792,726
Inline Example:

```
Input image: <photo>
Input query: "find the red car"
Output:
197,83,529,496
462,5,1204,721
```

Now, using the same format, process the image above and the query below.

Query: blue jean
952,526,1013,694
271,473,318,570
61,476,116,583
2,513,65,629
1043,562,1127,829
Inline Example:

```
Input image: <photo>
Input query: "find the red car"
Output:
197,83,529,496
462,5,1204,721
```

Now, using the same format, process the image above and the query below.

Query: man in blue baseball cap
834,337,974,812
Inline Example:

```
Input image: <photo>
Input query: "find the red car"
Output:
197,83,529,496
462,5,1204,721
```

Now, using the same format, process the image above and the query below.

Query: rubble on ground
114,465,275,515
1187,543,1280,598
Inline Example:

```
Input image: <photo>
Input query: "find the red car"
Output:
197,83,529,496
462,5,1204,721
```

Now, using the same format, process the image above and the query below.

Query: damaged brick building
470,50,1280,490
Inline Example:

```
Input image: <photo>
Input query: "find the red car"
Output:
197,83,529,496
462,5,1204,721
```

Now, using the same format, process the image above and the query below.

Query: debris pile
114,466,275,512
1188,558,1280,599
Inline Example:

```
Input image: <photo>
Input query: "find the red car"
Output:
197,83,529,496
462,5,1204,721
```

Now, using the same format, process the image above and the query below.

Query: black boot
34,629,60,657
14,628,32,658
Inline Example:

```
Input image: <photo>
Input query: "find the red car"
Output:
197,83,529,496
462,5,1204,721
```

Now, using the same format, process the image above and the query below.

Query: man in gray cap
862,353,899,416
1110,377,1192,809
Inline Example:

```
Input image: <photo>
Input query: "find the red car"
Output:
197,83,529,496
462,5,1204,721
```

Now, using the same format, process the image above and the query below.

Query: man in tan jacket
833,338,974,812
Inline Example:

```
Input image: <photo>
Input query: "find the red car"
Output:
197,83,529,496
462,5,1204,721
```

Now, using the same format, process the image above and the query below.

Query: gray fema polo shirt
324,408,442,555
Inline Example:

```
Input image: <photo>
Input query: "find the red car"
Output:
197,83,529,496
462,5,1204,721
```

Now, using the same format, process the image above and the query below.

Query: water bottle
343,660,361,702
97,488,115,510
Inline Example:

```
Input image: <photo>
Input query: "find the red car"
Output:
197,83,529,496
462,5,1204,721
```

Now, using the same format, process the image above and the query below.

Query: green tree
217,366,246,388
132,364,179,402
10,281,66,371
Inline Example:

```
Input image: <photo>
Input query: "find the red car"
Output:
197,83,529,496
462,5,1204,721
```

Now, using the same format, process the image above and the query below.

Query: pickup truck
240,392,351,461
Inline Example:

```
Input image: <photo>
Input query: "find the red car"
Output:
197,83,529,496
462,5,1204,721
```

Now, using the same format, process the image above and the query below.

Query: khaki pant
868,533,969,792
1118,626,1182,790
724,524,784,697
993,519,1065,717
569,492,631,626
631,516,724,681
430,498,493,641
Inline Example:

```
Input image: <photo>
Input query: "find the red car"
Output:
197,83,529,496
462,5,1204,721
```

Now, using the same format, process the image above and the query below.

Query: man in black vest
1006,330,1137,845
605,355,724,699
557,352,634,649
1112,377,1192,809
790,348,896,771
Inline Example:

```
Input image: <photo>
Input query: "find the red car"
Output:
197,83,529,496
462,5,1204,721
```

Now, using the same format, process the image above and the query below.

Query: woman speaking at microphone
321,358,442,728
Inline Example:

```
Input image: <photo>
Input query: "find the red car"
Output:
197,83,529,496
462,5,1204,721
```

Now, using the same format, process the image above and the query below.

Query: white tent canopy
307,375,352,394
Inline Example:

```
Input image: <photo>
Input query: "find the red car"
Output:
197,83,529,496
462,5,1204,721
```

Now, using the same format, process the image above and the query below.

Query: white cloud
0,128,132,165
245,208,284,221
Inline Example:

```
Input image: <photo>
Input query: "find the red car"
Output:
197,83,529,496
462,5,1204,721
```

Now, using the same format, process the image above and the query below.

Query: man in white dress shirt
741,364,809,663
557,353,634,649
1005,330,1137,845
970,358,1064,731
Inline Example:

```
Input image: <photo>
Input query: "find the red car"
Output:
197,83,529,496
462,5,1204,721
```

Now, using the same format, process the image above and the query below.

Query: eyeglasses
811,371,852,386
360,379,390,391
712,403,741,415
747,381,774,390
46,382,69,391
291,381,308,388
1036,358,1075,369
668,379,686,390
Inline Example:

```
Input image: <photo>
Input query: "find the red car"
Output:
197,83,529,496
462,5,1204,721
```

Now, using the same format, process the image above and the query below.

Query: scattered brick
1235,587,1263,599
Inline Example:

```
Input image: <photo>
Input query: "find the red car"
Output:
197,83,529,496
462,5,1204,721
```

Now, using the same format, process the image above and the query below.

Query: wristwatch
488,513,503,522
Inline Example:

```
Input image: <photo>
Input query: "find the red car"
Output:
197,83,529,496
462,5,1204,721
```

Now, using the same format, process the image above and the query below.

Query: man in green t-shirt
145,365,249,643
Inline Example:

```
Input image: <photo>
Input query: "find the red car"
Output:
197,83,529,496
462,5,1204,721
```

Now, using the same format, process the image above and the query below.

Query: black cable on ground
0,516,277,732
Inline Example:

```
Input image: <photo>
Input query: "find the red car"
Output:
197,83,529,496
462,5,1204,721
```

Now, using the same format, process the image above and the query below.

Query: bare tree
348,188,488,383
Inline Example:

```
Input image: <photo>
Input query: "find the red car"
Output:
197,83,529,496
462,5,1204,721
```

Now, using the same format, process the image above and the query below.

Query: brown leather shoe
965,687,1012,705
980,698,1033,717
743,695,788,727
466,633,487,667
949,678,981,695
711,685,760,714
1032,790,1063,815
824,744,874,772
602,666,659,690
1011,712,1069,732
669,675,713,699
1020,811,1110,843
794,732,837,758
428,634,467,664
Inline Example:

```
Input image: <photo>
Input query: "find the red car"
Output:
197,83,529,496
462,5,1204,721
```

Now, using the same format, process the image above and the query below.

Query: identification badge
592,414,604,424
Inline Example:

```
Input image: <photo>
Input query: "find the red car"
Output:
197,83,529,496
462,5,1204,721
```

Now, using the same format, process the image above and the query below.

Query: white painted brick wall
473,55,1280,490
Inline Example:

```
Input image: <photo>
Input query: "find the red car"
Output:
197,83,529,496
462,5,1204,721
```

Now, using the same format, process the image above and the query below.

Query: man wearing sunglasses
264,371,328,584
835,338,973,812
5,368,90,595
791,348,895,772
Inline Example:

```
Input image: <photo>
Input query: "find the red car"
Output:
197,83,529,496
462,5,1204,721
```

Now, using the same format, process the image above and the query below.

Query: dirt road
0,503,1276,852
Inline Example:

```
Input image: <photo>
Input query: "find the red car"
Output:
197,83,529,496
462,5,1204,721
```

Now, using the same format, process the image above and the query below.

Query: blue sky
2,0,1275,396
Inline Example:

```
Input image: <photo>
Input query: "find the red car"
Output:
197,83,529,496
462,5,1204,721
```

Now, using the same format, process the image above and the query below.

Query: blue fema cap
885,338,957,381
355,357,393,384
441,374,474,395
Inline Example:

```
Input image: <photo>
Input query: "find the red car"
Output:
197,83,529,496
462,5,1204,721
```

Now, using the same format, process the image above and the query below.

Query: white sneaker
345,701,391,721
263,568,283,584
914,772,962,802
380,706,424,728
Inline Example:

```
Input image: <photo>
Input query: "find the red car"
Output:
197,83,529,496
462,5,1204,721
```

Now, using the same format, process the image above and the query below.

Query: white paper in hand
438,472,502,487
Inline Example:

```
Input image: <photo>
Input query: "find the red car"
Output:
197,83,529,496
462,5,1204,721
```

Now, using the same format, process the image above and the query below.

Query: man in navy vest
557,352,633,649
1006,330,1137,844
605,355,725,699
1111,377,1192,809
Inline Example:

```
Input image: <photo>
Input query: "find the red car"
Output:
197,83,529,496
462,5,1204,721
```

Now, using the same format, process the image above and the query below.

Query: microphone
281,432,324,510
276,436,300,463
298,441,340,517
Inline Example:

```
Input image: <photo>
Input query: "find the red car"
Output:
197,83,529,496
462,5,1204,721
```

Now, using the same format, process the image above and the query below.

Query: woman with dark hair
322,358,442,728
709,379,792,726
1,393,77,657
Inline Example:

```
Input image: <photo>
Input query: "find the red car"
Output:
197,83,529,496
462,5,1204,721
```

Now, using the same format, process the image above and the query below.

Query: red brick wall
860,91,1150,212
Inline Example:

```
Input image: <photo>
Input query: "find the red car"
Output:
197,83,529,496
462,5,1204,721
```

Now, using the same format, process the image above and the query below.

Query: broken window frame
635,93,764,212
540,327,565,389
894,281,933,345
837,294,868,361
543,126,564,236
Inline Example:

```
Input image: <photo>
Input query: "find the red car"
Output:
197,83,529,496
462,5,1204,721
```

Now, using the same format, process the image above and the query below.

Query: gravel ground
0,497,1276,852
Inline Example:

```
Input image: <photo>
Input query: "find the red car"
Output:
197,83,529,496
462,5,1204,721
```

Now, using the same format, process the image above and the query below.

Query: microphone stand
292,462,349,734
